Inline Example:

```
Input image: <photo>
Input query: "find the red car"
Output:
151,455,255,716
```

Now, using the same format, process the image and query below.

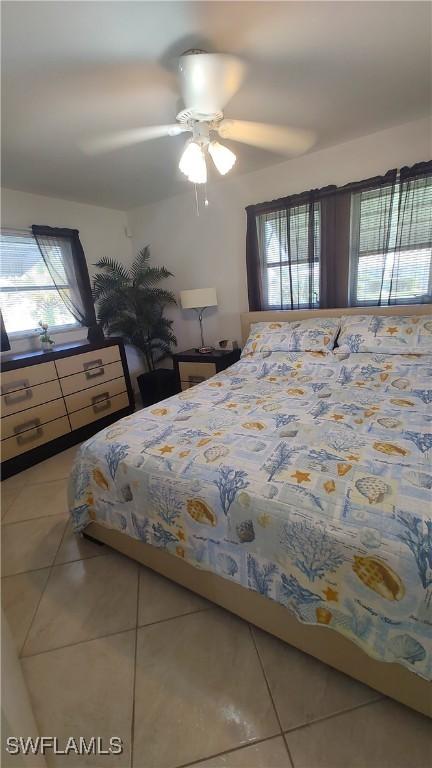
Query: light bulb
208,141,236,175
179,141,207,184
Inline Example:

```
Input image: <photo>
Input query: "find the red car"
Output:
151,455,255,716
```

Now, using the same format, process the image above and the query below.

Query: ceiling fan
83,50,315,184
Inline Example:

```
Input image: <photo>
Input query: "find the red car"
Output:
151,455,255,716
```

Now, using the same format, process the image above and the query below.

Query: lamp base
197,346,214,354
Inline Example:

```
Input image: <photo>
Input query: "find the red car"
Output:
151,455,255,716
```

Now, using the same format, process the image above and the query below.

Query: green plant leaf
92,247,177,370
93,257,130,281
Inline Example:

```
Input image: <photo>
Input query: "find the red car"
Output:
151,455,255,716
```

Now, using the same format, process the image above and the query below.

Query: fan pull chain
193,184,209,216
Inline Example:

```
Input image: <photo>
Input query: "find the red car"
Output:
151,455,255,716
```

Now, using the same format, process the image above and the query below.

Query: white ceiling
2,1,431,210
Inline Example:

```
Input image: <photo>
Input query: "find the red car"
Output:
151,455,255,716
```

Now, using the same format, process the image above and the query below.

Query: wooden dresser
1,338,134,478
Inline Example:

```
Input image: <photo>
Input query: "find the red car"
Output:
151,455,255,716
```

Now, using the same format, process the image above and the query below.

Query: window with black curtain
0,226,101,341
257,202,320,309
349,168,432,305
245,162,432,311
246,189,332,311
0,229,78,335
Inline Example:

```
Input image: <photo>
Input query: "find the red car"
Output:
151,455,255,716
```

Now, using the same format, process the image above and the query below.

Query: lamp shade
178,141,207,184
208,141,236,175
180,288,218,310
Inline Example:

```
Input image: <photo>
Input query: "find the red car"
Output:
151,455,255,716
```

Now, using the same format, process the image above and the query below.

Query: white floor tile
2,515,67,576
133,609,279,768
55,521,105,565
2,568,50,653
286,699,432,768
22,631,135,766
23,554,138,655
4,478,69,524
138,565,209,626
253,627,380,730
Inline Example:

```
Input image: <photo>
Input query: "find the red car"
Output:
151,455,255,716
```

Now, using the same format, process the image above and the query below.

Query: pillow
241,318,340,357
337,314,432,354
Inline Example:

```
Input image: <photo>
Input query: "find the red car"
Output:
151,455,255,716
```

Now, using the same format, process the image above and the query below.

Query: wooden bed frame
84,305,432,718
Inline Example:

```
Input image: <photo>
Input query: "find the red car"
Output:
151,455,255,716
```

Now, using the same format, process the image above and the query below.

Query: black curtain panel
245,207,263,311
390,161,432,304
31,225,102,340
319,192,351,308
0,309,11,351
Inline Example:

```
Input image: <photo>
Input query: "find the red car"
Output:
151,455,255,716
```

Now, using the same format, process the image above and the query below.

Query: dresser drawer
180,380,202,391
1,361,57,395
178,361,216,383
59,360,124,397
65,376,126,414
1,379,63,418
55,345,121,378
2,398,67,441
2,416,71,461
69,392,129,430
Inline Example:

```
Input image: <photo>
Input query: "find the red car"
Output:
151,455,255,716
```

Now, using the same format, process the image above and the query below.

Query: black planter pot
87,323,105,343
137,368,179,407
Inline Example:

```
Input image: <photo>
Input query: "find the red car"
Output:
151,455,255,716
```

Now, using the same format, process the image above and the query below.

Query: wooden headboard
240,305,432,345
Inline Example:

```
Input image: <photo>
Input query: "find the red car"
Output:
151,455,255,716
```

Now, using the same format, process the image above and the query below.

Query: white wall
2,187,132,271
127,116,431,352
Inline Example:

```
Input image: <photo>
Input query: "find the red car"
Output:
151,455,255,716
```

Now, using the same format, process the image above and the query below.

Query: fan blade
217,120,316,155
178,53,246,115
81,124,187,155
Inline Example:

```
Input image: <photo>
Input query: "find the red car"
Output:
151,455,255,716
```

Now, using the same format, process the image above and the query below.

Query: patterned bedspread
69,350,432,679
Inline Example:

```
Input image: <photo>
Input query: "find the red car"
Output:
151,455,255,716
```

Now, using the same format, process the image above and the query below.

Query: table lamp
179,288,218,353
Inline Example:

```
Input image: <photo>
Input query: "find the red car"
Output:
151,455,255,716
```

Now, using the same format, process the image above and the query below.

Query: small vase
41,340,54,352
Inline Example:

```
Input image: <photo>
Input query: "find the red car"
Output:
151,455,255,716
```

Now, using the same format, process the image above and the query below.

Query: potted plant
38,321,55,351
92,247,178,406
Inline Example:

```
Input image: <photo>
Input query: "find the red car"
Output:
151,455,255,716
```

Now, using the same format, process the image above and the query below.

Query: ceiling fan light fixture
208,140,236,175
179,140,207,184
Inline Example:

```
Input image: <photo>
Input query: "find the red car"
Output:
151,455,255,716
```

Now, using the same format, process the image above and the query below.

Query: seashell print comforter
69,350,432,679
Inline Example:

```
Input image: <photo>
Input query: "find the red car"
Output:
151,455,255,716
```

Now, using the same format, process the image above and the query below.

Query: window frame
258,202,321,311
348,183,432,307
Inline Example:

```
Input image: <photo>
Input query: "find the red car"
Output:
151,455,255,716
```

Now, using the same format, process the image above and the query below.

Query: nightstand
173,348,241,391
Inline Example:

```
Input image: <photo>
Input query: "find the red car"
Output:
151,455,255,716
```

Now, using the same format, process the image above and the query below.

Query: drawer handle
91,392,111,413
4,386,33,406
13,417,41,435
84,359,105,380
83,358,103,371
16,425,43,445
187,376,205,385
2,378,30,395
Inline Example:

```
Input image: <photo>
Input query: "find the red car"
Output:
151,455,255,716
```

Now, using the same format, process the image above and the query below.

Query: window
350,177,432,305
246,162,431,311
0,230,78,335
257,202,320,309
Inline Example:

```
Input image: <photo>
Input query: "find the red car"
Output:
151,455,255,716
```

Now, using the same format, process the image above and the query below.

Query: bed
68,306,432,717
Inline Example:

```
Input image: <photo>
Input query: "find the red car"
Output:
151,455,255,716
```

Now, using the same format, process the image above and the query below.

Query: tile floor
2,446,431,768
